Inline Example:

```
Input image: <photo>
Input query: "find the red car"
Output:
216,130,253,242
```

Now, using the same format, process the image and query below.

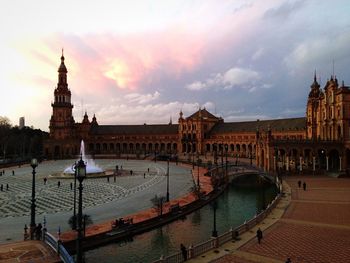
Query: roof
187,108,220,120
209,117,306,134
90,124,179,135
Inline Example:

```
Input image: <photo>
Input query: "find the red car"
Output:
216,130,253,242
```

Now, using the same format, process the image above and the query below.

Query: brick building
44,54,350,174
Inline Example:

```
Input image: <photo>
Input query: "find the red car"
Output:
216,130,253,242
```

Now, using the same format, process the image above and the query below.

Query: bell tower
49,50,76,139
306,72,320,139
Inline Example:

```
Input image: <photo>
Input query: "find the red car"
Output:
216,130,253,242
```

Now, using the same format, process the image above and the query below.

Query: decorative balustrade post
213,236,219,248
188,244,194,259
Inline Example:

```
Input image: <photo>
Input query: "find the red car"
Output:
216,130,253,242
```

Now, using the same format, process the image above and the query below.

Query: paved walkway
0,241,60,263
188,175,350,263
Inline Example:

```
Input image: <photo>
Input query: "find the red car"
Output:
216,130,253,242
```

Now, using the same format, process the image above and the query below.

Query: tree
151,194,166,216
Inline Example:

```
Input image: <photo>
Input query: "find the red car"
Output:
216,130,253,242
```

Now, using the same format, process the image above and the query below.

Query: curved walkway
188,175,350,263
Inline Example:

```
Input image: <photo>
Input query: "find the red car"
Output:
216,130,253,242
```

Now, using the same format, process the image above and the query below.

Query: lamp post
30,158,38,240
211,200,218,237
225,145,228,183
166,158,170,202
72,162,77,230
76,156,86,263
197,158,200,190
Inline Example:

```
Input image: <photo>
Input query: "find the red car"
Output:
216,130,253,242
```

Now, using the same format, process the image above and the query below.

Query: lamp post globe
76,156,86,263
30,158,38,240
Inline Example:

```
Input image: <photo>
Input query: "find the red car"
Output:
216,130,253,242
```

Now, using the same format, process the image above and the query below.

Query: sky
0,0,350,131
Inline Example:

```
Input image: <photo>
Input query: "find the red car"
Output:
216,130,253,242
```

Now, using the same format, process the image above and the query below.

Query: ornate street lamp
71,162,77,230
197,158,200,189
76,156,86,263
166,158,170,202
30,158,38,240
225,145,228,183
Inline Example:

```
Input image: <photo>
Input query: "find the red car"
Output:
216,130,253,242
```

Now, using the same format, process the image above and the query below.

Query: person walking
303,182,306,191
6,184,9,190
44,177,47,185
180,243,187,261
0,184,3,191
256,228,263,244
285,258,292,263
70,182,73,190
57,181,61,188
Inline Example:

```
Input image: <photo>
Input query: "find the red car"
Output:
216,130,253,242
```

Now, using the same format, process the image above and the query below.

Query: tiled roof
209,117,306,134
187,108,220,120
90,124,179,135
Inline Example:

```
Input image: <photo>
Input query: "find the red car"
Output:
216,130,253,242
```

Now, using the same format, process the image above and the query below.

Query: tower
306,72,321,139
49,51,76,139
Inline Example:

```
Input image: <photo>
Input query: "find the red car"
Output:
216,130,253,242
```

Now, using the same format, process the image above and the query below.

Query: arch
103,143,107,152
122,143,127,153
148,143,153,151
346,148,350,169
230,144,234,152
89,143,94,151
155,143,159,151
236,144,240,152
129,143,134,153
173,143,177,151
136,143,140,151
317,148,327,169
206,144,211,152
116,143,121,152
109,143,114,151
142,143,147,152
329,149,340,171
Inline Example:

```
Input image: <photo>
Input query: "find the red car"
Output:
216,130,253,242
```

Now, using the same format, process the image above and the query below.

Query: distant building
44,53,350,174
19,117,25,129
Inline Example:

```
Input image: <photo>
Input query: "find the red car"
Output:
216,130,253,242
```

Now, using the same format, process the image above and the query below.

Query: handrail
44,231,75,263
152,173,282,263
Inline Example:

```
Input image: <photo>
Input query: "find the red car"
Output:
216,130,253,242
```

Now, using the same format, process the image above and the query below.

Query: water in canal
85,179,277,263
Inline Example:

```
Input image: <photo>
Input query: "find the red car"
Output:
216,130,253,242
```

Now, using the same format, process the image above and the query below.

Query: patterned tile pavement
205,175,350,263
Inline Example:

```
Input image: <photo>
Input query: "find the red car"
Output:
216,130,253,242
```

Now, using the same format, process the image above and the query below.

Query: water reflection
85,182,277,263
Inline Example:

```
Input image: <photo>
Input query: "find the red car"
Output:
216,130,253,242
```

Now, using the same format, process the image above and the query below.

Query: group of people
0,184,9,191
112,217,134,229
24,223,43,240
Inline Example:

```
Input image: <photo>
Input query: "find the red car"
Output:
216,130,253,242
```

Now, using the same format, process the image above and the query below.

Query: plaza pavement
0,159,194,243
0,240,60,263
187,175,350,263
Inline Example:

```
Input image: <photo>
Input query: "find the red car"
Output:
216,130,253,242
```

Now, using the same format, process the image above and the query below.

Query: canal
85,178,277,263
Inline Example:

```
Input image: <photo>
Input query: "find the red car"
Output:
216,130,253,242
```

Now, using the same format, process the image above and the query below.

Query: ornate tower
49,51,76,139
306,72,321,139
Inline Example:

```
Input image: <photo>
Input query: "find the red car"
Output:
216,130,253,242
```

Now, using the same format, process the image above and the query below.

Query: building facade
44,55,350,173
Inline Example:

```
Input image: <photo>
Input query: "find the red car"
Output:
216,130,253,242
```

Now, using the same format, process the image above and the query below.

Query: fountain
63,140,105,177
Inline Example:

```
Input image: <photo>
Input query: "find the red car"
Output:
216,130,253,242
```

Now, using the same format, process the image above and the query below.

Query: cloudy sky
1,0,350,131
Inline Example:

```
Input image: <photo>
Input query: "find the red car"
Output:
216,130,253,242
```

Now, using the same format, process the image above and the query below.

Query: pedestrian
36,223,42,240
0,184,3,191
147,168,149,173
58,181,61,188
303,182,306,191
114,175,116,182
44,177,47,185
256,228,263,244
285,258,292,263
70,182,73,190
298,180,301,188
12,170,14,176
180,243,187,261
107,176,110,182
130,170,133,176
6,184,9,190
0,171,2,176
144,173,145,178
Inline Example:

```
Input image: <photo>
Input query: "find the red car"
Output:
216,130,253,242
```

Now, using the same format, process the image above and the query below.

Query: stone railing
44,231,75,263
